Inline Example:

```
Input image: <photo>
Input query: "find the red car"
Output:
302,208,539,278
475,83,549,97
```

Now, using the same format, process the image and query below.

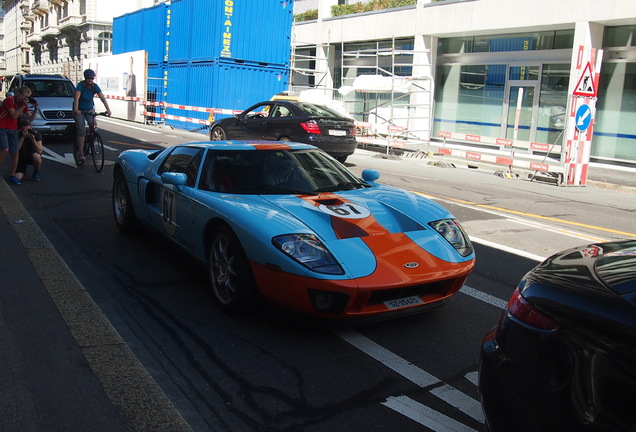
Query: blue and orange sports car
112,141,475,319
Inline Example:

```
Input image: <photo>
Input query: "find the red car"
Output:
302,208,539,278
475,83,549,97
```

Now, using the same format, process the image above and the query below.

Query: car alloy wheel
208,226,256,313
112,169,136,233
211,126,226,141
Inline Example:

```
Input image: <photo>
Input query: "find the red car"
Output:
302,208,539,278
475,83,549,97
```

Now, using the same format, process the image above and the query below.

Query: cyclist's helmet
83,69,96,79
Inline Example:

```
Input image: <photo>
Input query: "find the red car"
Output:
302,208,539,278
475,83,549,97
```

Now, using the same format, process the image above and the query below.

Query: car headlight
429,219,473,257
273,234,344,275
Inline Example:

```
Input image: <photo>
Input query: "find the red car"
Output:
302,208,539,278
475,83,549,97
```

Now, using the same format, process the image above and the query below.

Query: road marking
382,396,478,432
416,191,636,239
98,117,162,134
470,236,546,262
459,285,508,310
42,147,76,167
335,328,484,423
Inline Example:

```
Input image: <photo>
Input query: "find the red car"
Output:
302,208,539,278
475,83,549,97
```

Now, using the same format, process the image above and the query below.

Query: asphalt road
8,118,636,432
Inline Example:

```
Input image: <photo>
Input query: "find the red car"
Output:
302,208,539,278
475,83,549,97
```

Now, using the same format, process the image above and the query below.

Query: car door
263,103,297,140
229,102,273,139
147,146,204,251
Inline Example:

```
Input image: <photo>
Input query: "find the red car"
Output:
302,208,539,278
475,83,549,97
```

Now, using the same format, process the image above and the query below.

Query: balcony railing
41,25,59,37
27,31,42,43
32,0,50,13
59,15,84,30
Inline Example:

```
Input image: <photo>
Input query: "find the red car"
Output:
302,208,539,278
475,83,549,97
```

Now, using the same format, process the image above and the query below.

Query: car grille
366,279,457,305
42,110,74,121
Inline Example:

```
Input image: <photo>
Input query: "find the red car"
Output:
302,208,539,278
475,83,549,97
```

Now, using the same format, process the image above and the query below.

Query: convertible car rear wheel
112,169,136,233
210,126,226,141
208,226,256,313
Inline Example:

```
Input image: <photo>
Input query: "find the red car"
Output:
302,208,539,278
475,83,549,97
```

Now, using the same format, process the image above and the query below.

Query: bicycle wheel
91,133,105,173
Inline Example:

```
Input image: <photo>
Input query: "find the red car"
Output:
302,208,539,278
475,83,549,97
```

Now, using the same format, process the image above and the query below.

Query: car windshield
24,80,75,97
199,149,368,195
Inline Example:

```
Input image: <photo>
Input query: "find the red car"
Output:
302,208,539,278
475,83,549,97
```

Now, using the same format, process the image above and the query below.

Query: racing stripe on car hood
299,193,389,239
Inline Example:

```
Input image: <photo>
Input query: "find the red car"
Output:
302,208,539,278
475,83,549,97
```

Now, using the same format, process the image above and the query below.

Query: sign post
563,46,603,186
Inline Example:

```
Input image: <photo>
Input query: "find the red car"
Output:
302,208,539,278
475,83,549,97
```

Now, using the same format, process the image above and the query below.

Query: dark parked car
209,100,357,163
8,74,76,137
479,240,636,432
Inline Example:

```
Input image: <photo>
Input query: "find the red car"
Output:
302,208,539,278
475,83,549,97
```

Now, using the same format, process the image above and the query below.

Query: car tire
279,136,292,142
336,155,348,163
211,126,226,141
208,226,257,313
112,169,137,233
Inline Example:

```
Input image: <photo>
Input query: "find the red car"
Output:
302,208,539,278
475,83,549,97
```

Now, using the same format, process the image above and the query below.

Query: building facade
1,0,163,86
292,0,636,173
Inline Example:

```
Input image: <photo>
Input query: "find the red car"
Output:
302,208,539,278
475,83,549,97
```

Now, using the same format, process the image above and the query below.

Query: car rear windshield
24,80,75,97
297,103,349,119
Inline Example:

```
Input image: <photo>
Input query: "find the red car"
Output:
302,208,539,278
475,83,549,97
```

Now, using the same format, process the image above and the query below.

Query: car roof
183,140,317,151
18,74,72,81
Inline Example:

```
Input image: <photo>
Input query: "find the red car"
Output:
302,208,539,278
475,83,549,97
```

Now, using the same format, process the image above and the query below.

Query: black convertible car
479,240,636,432
209,100,357,163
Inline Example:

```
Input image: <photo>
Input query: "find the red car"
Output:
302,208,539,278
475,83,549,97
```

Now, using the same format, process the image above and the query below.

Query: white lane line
470,236,546,262
429,384,484,422
465,371,478,386
336,328,440,387
382,396,478,432
335,328,483,423
99,118,162,134
459,285,508,310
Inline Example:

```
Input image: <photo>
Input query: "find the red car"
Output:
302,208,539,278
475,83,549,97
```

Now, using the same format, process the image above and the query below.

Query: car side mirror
361,169,380,182
161,172,188,188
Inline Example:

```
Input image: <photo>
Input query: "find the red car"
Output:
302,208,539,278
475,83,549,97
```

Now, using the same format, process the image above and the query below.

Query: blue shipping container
156,61,289,132
113,3,168,63
115,0,293,66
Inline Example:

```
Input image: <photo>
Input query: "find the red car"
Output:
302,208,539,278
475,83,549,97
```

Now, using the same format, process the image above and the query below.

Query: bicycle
75,111,107,173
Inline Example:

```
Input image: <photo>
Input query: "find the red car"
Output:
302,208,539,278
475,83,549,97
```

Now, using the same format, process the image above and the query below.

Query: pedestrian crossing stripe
573,62,596,97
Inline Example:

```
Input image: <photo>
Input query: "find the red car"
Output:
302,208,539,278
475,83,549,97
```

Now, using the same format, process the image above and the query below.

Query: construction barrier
432,130,564,175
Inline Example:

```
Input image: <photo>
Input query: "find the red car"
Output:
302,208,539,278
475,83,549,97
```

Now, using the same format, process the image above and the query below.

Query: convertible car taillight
301,120,322,134
507,288,557,330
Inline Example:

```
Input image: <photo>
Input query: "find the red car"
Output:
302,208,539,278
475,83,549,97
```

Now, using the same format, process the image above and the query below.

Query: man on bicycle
73,69,111,164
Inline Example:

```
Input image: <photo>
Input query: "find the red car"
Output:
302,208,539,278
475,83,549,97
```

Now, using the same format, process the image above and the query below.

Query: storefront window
537,64,569,145
604,26,636,47
594,62,636,161
438,30,575,54
434,64,505,137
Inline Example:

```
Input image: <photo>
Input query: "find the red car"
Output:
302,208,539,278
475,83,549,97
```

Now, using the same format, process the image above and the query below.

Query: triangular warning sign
573,62,597,97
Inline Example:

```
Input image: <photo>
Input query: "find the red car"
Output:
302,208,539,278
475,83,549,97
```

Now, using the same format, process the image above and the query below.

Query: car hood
259,186,472,265
32,96,74,110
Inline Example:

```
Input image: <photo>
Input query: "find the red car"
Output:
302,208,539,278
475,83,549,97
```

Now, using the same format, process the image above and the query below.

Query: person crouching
16,119,43,181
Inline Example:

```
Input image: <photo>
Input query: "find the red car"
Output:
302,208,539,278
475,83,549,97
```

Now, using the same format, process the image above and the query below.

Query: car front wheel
211,126,227,141
208,226,256,313
112,169,136,233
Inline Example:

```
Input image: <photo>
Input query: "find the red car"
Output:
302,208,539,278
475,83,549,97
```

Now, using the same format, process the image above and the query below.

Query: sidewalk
0,179,192,431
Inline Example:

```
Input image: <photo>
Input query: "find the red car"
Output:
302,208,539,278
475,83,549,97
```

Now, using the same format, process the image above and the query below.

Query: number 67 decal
318,202,371,219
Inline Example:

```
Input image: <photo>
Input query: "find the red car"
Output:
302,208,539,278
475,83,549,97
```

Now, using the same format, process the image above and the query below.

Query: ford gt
112,141,475,319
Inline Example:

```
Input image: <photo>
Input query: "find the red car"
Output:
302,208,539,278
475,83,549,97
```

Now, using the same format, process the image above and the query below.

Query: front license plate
328,129,347,136
51,125,66,131
384,296,424,310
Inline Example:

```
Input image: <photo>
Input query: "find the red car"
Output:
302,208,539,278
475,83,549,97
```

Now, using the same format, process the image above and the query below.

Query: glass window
438,30,575,54
434,64,505,137
159,147,203,187
536,64,569,145
604,26,636,48
594,62,636,161
509,66,539,81
97,32,112,54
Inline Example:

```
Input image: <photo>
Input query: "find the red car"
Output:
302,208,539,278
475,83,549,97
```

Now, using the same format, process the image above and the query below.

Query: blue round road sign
575,104,592,132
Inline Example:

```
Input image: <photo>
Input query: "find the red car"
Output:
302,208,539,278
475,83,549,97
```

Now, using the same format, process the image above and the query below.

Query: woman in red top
0,86,38,185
